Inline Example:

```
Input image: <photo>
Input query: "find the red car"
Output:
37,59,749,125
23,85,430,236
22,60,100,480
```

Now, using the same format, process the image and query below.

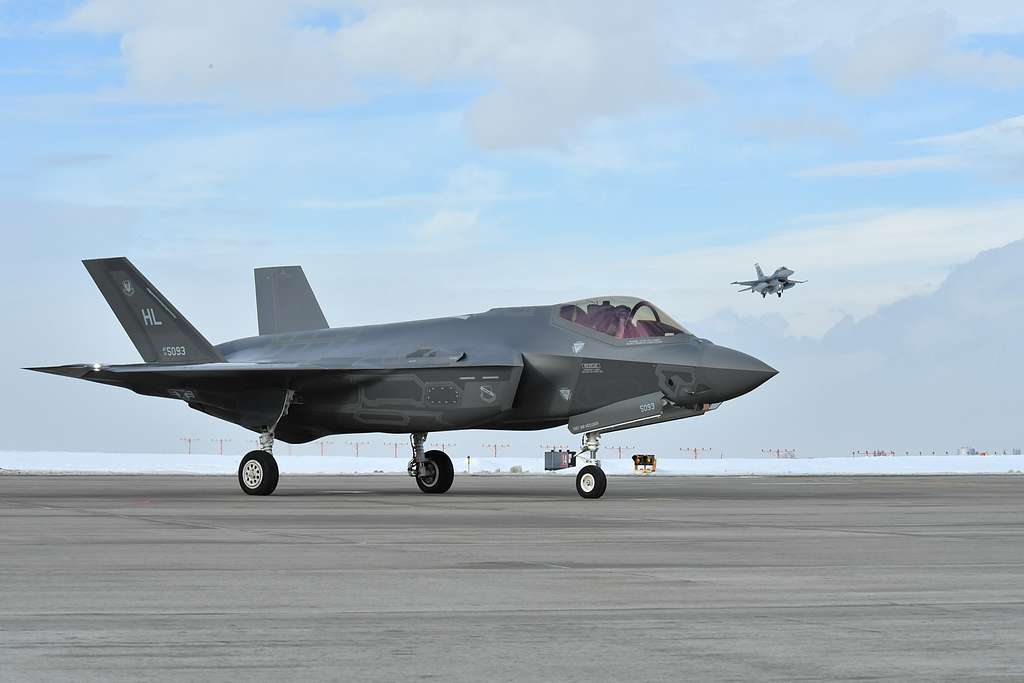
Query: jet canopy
558,297,690,339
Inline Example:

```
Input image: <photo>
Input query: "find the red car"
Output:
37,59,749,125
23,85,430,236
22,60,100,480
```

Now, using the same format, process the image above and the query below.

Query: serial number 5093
162,346,188,357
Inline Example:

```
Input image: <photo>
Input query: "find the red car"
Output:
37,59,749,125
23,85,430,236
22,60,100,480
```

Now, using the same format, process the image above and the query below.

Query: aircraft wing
26,359,476,413
28,348,524,442
731,280,759,286
29,355,473,380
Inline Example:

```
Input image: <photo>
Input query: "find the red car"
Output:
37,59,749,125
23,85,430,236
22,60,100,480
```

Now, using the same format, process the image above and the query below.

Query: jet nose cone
700,344,777,401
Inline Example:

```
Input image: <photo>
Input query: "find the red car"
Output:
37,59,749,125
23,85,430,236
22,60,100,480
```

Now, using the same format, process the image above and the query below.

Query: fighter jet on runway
733,263,806,298
28,258,777,499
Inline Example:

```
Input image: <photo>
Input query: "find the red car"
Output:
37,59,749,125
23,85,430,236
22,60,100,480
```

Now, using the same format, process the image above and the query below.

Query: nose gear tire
576,465,607,499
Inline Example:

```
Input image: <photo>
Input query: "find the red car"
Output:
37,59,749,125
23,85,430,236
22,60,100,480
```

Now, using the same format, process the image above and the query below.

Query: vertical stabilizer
755,263,765,280
83,258,224,364
255,266,329,335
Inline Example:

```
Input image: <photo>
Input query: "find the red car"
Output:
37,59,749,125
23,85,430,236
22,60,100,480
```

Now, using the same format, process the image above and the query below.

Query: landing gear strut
237,391,293,496
574,431,607,499
407,432,454,494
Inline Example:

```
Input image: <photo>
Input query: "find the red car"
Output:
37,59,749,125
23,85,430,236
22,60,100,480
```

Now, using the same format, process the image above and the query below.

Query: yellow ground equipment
632,453,657,473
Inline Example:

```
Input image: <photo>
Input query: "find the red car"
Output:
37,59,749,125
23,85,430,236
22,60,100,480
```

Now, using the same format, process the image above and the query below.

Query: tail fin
254,266,329,335
755,263,765,279
83,257,224,364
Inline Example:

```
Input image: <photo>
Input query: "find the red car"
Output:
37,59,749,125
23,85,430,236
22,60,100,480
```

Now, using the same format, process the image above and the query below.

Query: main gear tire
416,450,454,494
238,450,279,496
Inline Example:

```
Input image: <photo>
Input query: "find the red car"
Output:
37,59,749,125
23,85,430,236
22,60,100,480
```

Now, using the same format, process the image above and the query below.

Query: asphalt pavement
1,473,1023,681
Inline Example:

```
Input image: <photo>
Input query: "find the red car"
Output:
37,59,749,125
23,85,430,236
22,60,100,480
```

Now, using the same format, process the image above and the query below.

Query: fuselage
212,300,776,442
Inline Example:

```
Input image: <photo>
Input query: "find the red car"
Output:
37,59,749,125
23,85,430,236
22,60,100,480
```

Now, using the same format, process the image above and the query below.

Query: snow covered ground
2,451,1023,476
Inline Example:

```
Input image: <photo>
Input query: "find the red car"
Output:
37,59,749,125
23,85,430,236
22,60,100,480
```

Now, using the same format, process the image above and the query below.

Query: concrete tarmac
1,474,1023,681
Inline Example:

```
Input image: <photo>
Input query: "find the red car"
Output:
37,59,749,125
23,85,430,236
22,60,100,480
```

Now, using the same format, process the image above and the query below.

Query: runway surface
2,474,1023,681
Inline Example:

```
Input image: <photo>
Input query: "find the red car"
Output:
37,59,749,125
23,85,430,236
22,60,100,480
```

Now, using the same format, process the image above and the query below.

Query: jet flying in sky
732,263,806,298
29,258,777,499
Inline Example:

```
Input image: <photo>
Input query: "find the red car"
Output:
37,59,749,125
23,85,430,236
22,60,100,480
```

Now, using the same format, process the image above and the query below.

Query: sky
1,1,1022,457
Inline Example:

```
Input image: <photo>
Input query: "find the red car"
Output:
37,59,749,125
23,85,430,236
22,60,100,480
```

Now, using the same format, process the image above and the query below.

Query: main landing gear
237,390,293,496
407,432,454,494
574,432,607,499
238,431,279,496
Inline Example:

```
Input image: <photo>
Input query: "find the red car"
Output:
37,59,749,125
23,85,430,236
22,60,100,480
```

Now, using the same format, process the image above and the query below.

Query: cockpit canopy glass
558,297,690,339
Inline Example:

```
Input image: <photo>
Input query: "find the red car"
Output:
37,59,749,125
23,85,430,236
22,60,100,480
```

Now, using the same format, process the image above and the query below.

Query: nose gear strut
572,431,607,499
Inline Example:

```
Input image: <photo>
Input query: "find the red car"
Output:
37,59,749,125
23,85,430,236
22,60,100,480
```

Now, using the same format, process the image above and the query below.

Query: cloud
797,114,1024,179
685,239,1024,455
939,48,1024,90
911,114,1024,178
634,201,1024,336
740,111,857,145
63,0,702,150
412,208,480,240
798,155,963,177
915,113,1024,146
293,164,524,210
32,117,482,210
40,152,115,169
812,11,1024,94
60,1,1024,150
812,13,955,95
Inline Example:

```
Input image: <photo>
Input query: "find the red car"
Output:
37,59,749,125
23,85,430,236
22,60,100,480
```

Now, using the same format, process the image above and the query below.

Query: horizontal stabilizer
255,266,329,335
83,258,223,364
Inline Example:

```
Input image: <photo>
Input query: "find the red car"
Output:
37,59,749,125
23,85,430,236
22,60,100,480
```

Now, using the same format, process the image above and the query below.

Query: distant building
958,447,978,456
1014,448,1022,456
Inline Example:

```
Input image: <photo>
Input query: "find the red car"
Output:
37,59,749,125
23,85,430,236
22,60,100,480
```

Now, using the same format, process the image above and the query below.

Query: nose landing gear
574,431,607,499
576,465,607,499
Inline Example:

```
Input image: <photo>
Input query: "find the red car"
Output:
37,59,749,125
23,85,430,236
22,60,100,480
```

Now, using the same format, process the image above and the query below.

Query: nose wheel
576,465,607,499
574,431,607,499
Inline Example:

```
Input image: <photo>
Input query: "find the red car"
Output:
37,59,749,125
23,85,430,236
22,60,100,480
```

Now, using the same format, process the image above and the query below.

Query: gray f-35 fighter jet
29,258,777,499
732,263,806,298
